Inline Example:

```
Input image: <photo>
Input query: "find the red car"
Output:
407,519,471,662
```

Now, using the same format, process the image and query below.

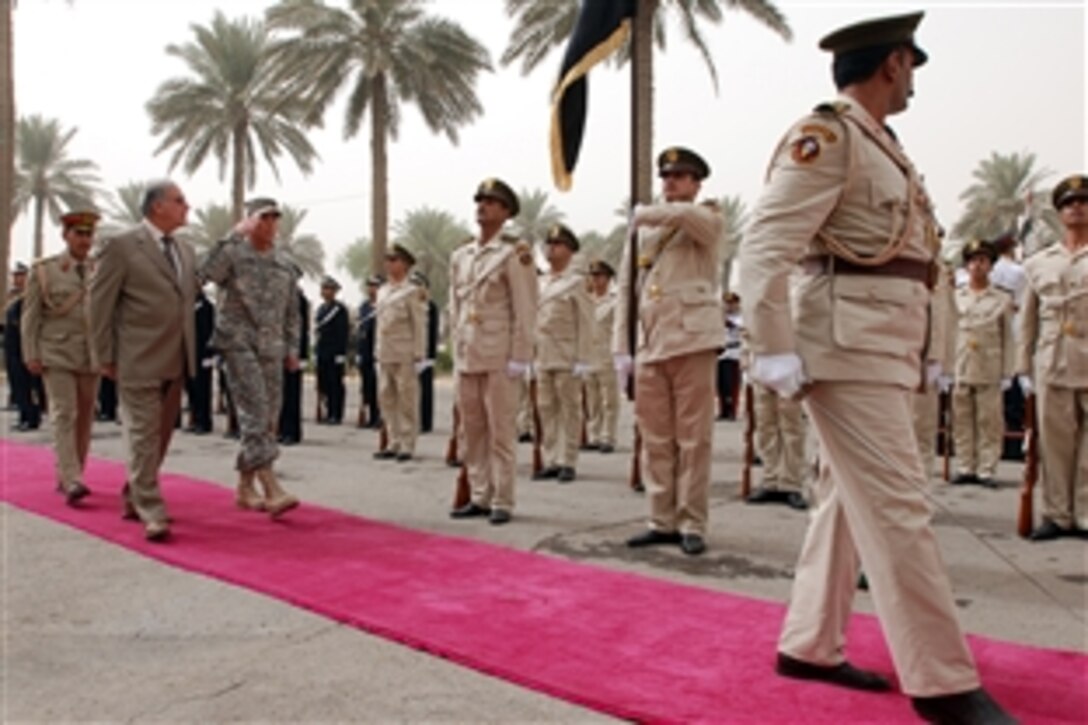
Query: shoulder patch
814,101,850,116
790,135,823,164
515,240,533,266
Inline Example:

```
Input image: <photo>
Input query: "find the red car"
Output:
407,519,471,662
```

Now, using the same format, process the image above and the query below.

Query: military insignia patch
515,241,532,265
791,136,822,163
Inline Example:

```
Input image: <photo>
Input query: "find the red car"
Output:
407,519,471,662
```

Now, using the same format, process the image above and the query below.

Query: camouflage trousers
223,347,283,472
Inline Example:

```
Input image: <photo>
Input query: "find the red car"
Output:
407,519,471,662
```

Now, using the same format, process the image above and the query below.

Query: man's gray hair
141,180,176,218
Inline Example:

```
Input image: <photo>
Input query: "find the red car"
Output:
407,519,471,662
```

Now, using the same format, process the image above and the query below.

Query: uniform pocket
679,287,722,333
831,275,926,354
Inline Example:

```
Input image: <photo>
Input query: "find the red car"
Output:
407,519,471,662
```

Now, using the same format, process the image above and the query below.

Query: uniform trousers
913,386,941,480
754,382,806,492
223,348,282,472
41,368,98,491
1036,383,1088,529
537,368,582,468
780,381,980,697
584,369,619,447
119,376,183,524
952,382,1003,478
515,375,533,437
458,370,517,512
186,362,213,431
379,361,419,455
318,357,345,422
359,359,380,427
634,349,716,536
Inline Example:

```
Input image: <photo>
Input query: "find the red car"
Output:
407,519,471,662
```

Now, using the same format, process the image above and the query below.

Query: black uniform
316,298,349,424
186,290,216,433
4,295,42,430
419,298,439,433
279,289,309,443
357,298,380,428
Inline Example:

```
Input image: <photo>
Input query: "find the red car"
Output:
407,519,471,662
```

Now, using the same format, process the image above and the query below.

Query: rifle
453,464,470,509
378,422,389,453
625,222,643,492
580,383,589,448
939,388,952,482
315,370,324,423
1017,393,1038,538
740,382,755,500
530,375,544,475
445,402,461,466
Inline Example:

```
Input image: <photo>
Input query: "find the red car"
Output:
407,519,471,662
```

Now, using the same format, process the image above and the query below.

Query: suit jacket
1018,243,1088,388
375,279,426,364
315,300,349,360
535,268,593,371
954,285,1014,385
739,98,935,390
89,223,197,386
21,250,95,373
357,299,376,365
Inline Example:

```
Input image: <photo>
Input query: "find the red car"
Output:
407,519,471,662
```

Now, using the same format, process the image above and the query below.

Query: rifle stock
453,464,470,509
740,383,754,499
1017,393,1038,538
625,221,642,492
530,376,543,474
445,403,461,466
939,389,952,482
378,422,389,452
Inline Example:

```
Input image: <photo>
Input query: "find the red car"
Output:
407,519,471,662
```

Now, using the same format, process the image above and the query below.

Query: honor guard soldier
373,244,426,461
739,12,1012,722
412,270,439,433
532,224,593,482
613,147,724,557
1019,174,1088,541
449,178,537,525
21,210,101,504
315,275,349,424
585,259,619,453
952,240,1014,487
357,275,382,429
278,281,309,445
186,287,216,434
5,262,42,431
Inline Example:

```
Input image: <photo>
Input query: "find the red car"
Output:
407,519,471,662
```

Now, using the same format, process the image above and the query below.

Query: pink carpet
2,439,1085,723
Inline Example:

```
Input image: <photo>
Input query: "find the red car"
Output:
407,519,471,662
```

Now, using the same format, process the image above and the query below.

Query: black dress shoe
557,467,576,483
65,482,91,506
395,452,413,462
373,449,397,460
785,492,809,511
952,472,979,485
532,466,560,481
775,653,892,692
976,476,997,489
680,534,706,556
450,502,491,519
912,687,1017,724
1030,519,1070,541
626,529,682,548
598,443,615,454
446,458,462,468
489,509,511,525
746,487,788,504
580,442,600,451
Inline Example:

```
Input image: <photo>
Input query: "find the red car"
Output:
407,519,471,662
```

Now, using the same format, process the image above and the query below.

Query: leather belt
805,255,937,290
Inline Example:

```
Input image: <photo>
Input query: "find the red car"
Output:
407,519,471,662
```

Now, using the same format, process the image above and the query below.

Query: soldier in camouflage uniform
199,197,301,518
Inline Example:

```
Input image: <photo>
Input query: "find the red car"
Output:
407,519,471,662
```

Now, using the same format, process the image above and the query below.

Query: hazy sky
10,0,1087,305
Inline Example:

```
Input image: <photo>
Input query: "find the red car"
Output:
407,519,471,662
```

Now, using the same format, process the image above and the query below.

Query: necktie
162,236,179,277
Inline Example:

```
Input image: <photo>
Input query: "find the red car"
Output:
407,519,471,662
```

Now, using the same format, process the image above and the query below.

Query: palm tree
0,0,15,300
276,204,326,281
337,236,372,294
715,193,747,291
513,187,565,244
12,114,100,259
146,11,319,222
181,201,235,259
265,0,491,271
392,206,470,314
503,0,790,201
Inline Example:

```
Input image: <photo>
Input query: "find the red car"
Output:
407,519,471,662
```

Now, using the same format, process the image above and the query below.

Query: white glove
749,353,808,399
414,360,427,374
1018,375,1033,396
506,360,531,379
334,355,346,365
419,359,435,372
925,361,943,386
937,374,954,394
613,353,633,382
572,362,591,378
201,356,217,369
1001,377,1013,392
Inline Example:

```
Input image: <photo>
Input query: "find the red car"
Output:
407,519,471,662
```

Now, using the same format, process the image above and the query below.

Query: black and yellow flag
550,0,634,191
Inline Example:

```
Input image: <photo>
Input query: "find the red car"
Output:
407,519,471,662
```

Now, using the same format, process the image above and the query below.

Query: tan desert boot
255,467,299,518
236,469,267,511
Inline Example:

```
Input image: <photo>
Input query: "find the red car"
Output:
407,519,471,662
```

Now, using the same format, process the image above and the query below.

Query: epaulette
814,101,850,116
500,233,519,244
30,256,51,268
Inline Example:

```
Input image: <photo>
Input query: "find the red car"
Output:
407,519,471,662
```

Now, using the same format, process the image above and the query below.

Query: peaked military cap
962,239,996,264
988,231,1017,256
385,243,416,266
588,258,615,277
244,196,281,218
474,178,520,217
544,223,580,252
12,261,28,274
1052,174,1088,209
60,209,100,231
657,146,710,180
366,274,384,287
819,11,928,67
321,275,341,290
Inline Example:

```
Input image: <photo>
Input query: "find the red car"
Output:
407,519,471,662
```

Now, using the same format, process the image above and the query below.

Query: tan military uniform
376,279,426,456
739,98,980,697
613,202,724,536
753,383,806,493
21,251,99,493
585,287,620,448
1018,243,1088,529
953,284,1014,479
449,232,537,513
914,259,956,480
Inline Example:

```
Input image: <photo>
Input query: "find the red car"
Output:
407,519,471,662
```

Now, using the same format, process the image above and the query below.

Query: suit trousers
537,368,582,468
634,349,716,536
119,377,183,524
318,357,345,422
1036,383,1088,529
458,370,517,512
913,387,940,480
41,368,98,490
754,383,806,492
224,348,282,472
584,369,620,447
780,381,980,697
186,365,213,431
952,382,1003,478
379,361,419,455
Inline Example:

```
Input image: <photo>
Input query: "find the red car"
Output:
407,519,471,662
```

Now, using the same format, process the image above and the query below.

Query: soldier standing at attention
584,259,619,453
357,275,382,429
373,243,426,462
613,147,724,557
739,13,1013,723
449,178,537,525
952,239,1014,487
315,275,349,424
5,262,41,431
21,210,100,505
532,224,593,483
199,197,301,518
1019,174,1088,541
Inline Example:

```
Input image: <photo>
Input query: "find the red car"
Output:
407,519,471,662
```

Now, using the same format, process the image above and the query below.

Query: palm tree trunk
31,192,43,259
231,121,245,222
631,0,655,205
0,0,15,301
370,72,389,274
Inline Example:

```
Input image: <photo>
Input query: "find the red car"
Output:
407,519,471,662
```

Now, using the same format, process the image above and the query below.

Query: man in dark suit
315,275,349,424
279,285,309,444
5,262,42,430
186,288,216,434
356,275,382,428
411,270,439,433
